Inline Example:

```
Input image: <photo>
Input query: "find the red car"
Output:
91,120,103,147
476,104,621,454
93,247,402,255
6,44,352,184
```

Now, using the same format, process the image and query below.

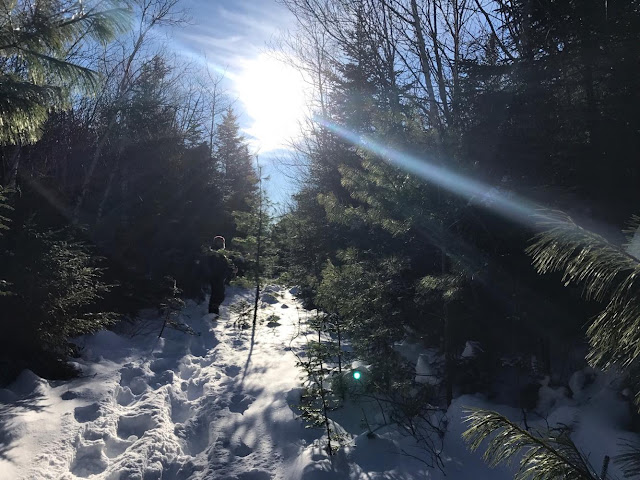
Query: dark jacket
205,250,233,285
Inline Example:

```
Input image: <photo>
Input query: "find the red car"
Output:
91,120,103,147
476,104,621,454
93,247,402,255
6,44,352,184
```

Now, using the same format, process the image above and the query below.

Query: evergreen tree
232,160,273,327
296,313,345,455
0,47,230,380
0,0,129,145
214,108,258,224
464,211,640,478
0,220,116,379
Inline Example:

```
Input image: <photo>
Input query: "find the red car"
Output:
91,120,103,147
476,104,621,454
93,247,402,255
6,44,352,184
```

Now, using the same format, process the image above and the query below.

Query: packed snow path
2,286,638,480
0,287,317,480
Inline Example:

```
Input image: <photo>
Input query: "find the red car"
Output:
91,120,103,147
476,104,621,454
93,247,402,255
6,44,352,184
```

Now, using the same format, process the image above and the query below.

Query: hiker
204,235,236,314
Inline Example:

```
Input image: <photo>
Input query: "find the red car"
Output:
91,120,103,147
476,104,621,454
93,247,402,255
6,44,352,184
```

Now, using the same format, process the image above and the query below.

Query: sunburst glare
235,52,309,152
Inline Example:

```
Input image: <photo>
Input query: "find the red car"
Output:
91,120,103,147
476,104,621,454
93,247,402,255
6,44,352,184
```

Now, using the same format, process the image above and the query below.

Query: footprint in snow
179,362,199,379
74,403,101,423
104,436,131,458
116,413,157,440
61,390,80,400
150,369,174,389
224,365,241,378
149,357,173,373
186,379,205,401
119,364,149,395
170,395,193,424
83,428,105,441
115,385,135,406
175,414,210,456
229,393,254,414
233,441,253,457
70,441,108,478
237,470,271,480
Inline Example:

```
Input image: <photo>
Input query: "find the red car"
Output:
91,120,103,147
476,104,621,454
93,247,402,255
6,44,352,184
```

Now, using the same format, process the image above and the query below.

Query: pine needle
463,408,600,480
526,211,640,371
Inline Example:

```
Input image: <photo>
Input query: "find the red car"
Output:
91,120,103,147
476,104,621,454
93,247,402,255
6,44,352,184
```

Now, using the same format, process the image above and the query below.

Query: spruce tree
214,108,258,222
232,159,275,327
0,222,116,377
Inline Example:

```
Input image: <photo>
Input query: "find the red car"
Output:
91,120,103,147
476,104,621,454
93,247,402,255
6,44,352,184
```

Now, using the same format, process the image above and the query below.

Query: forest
1,0,640,479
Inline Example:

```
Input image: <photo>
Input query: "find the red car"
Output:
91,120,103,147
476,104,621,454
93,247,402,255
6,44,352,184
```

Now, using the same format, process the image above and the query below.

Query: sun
235,52,309,152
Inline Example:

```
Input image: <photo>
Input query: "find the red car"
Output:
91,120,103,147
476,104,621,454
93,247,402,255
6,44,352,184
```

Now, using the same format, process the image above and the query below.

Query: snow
628,225,640,260
415,353,441,386
1,287,639,479
460,341,482,359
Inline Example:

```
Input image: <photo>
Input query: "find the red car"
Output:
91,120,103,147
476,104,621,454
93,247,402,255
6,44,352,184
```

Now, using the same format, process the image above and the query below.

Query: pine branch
463,408,600,480
0,0,130,144
615,440,640,478
526,211,638,303
526,211,640,370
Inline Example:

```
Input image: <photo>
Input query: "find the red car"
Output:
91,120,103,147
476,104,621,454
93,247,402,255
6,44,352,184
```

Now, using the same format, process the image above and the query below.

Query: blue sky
169,0,303,208
173,0,292,73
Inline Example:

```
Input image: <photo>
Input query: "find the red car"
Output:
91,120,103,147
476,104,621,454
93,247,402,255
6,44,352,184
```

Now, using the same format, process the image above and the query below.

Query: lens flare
316,117,543,227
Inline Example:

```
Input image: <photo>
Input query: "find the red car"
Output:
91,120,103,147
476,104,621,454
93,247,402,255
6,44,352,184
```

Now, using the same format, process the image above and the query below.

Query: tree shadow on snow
240,319,257,386
0,389,48,462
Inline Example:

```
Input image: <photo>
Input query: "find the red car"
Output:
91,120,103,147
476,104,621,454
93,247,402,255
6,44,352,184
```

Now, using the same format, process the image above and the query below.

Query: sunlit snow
0,287,634,479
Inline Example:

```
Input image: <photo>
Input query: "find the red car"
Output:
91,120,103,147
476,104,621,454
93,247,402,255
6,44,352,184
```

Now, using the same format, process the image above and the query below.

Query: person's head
212,235,225,250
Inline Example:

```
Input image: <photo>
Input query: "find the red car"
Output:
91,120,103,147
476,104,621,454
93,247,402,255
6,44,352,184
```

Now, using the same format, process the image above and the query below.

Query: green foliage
0,222,116,358
463,408,599,480
215,108,258,220
416,273,467,305
272,189,338,292
316,250,409,387
0,0,130,144
158,277,194,336
464,211,640,479
229,300,252,329
296,315,345,455
615,440,640,479
0,185,12,234
232,191,275,282
526,212,640,372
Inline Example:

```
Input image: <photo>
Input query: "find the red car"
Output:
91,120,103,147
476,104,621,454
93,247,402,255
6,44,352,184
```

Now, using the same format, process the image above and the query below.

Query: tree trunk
252,161,263,328
410,0,442,136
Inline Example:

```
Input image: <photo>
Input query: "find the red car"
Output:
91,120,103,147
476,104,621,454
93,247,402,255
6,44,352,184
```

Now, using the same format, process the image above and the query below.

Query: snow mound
461,341,483,359
9,369,49,397
415,353,440,386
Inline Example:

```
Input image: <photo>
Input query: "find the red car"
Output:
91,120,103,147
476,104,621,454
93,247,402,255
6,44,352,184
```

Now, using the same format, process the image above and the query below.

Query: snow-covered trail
0,287,315,480
2,285,637,480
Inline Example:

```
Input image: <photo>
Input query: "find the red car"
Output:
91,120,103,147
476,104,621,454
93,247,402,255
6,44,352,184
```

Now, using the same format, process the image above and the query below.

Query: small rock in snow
289,286,301,295
261,293,278,304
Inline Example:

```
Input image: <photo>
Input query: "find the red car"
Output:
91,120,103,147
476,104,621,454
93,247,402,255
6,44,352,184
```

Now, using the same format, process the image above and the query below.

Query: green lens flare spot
353,371,361,380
